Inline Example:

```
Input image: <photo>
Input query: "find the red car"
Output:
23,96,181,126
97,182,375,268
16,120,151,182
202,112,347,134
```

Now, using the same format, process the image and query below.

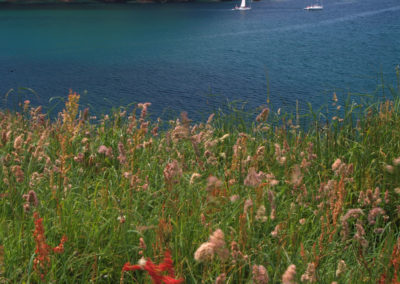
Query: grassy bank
1,89,400,283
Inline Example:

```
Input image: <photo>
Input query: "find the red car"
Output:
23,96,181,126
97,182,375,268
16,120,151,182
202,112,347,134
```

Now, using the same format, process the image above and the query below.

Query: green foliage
1,90,400,283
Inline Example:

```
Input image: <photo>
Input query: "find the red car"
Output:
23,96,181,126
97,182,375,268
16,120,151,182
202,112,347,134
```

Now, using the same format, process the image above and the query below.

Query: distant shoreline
0,0,234,4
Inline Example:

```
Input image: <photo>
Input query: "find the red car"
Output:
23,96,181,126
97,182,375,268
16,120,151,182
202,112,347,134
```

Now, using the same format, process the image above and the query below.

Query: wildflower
194,229,229,262
143,138,153,149
23,203,30,212
141,183,149,191
253,265,269,284
358,188,382,206
393,157,400,166
331,159,342,172
139,237,146,255
230,195,240,203
290,165,303,187
279,156,287,165
255,145,265,159
341,208,364,221
256,108,270,122
53,235,68,254
385,164,394,174
206,155,218,166
299,218,306,225
228,179,236,186
122,250,183,284
271,224,282,238
190,173,201,184
219,134,230,142
209,229,229,259
282,264,296,284
12,165,24,183
32,212,52,279
73,152,84,163
244,167,265,187
137,102,151,121
301,158,311,169
215,273,226,284
22,190,39,212
206,176,222,192
395,188,400,195
163,160,182,185
152,125,159,136
62,90,80,131
354,221,368,248
300,262,316,282
117,142,127,165
341,208,364,240
256,205,268,222
194,242,215,262
332,92,338,102
244,199,253,214
13,134,24,151
139,238,146,250
270,179,279,187
97,145,113,158
172,124,189,143
117,215,126,224
207,113,215,124
230,241,240,260
23,190,39,207
368,207,386,225
335,260,346,277
138,257,147,267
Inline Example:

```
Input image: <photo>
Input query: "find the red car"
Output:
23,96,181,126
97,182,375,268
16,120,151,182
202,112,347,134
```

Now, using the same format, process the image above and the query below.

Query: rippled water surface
0,0,399,117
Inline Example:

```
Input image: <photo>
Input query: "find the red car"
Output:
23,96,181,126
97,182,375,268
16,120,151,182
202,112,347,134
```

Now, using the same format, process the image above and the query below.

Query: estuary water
0,0,399,118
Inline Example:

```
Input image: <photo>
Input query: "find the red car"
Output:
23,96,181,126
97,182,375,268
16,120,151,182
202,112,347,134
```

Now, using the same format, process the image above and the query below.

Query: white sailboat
234,0,251,11
304,0,323,10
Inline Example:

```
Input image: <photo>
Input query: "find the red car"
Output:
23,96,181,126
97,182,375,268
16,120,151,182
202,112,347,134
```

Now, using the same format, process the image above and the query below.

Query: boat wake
207,5,400,39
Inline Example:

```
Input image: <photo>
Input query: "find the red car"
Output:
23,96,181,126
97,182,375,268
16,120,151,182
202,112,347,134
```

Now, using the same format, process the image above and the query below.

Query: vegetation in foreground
1,89,400,283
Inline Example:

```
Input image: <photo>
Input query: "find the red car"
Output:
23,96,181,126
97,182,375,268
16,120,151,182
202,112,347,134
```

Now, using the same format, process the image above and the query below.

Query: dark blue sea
0,0,399,119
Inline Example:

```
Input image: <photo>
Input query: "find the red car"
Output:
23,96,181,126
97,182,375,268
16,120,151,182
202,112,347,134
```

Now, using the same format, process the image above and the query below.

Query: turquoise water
0,0,399,118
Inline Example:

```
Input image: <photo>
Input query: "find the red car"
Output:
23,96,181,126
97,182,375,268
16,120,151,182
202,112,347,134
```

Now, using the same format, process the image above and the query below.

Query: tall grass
1,87,400,283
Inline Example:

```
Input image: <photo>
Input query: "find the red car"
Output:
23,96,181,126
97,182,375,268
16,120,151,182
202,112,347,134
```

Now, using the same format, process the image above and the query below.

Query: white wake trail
206,5,400,39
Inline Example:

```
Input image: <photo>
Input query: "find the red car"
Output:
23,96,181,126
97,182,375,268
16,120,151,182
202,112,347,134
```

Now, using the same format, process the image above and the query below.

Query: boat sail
234,0,251,10
304,0,323,10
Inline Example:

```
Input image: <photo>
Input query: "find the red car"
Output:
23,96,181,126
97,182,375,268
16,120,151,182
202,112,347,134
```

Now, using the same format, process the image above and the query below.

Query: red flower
32,212,67,280
122,250,184,284
53,235,68,254
33,212,51,279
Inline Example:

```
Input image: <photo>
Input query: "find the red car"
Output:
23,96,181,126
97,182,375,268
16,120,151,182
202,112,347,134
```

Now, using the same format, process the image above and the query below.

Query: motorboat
304,4,323,10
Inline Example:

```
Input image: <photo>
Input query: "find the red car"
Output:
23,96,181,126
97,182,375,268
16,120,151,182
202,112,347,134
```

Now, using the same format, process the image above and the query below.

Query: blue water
0,0,399,118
